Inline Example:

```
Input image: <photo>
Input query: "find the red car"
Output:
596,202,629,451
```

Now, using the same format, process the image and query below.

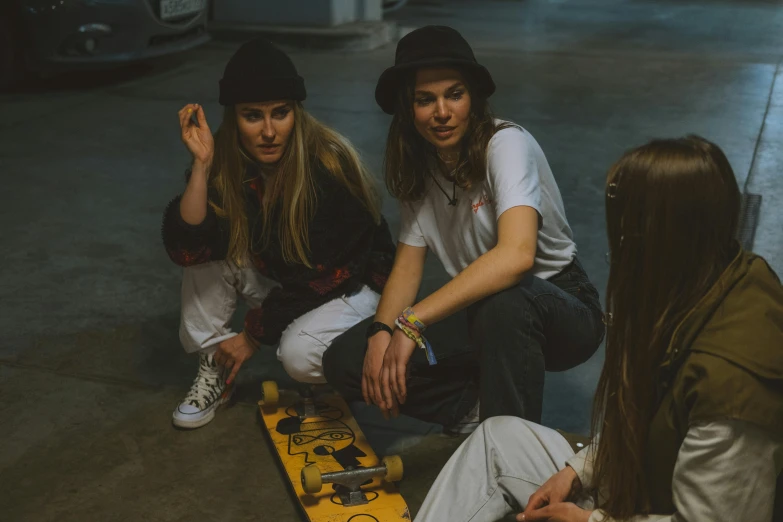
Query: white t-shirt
398,121,576,280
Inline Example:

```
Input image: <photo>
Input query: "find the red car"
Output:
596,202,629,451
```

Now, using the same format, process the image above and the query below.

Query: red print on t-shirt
472,194,494,214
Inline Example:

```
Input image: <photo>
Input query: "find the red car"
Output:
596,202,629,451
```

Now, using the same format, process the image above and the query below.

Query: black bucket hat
219,37,306,106
374,25,495,115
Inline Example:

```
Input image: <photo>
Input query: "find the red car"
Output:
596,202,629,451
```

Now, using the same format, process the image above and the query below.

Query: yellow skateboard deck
258,382,411,522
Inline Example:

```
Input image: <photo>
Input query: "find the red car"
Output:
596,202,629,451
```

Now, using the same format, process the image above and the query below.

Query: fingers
361,372,370,405
379,364,391,410
519,505,549,522
178,103,204,137
395,360,407,404
525,484,551,513
178,104,196,131
226,357,243,385
524,492,546,514
389,362,399,406
196,105,208,129
371,374,384,408
380,366,398,415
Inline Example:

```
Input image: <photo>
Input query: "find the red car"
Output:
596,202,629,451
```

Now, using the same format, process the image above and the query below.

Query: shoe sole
172,385,234,429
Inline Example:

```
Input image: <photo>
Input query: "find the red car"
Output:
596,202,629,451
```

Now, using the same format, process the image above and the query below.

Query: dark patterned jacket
161,161,395,346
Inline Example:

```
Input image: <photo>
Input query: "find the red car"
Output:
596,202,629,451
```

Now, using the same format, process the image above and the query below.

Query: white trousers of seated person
415,416,594,522
178,260,380,383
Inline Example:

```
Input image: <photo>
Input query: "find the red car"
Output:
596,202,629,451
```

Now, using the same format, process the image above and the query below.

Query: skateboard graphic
258,381,410,522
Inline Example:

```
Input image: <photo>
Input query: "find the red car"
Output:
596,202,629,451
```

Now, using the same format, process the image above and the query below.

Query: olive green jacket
645,249,783,514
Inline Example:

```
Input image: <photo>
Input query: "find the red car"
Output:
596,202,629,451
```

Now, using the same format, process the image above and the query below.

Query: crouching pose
162,38,395,429
322,25,605,430
414,136,783,522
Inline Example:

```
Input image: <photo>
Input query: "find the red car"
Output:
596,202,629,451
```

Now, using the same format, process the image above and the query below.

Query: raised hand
178,103,214,168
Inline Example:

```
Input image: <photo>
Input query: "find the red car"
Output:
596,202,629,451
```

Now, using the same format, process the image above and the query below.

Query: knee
471,288,535,340
480,416,532,440
278,333,321,384
475,287,532,324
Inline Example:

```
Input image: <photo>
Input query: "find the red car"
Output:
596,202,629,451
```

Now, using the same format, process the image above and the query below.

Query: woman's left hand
215,331,256,385
379,329,417,411
518,503,592,522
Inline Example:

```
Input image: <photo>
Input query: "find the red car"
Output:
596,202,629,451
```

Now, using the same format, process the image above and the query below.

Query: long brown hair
383,68,510,201
209,102,381,267
591,135,741,518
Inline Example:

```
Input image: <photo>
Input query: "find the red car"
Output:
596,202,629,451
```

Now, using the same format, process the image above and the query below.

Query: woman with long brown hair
322,25,604,431
413,135,783,522
161,38,395,429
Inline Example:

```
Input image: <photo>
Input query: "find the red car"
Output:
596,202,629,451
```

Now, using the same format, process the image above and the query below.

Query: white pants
415,417,590,522
179,261,380,383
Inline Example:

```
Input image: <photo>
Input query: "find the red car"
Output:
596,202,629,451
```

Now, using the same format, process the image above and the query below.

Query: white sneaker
449,399,480,435
172,351,233,429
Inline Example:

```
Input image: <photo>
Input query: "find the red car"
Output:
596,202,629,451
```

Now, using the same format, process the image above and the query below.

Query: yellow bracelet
401,307,427,332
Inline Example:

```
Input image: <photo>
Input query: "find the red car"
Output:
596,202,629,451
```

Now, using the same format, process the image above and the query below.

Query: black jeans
322,256,605,427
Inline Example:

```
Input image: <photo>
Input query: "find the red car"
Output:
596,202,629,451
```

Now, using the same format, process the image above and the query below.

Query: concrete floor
2,0,782,520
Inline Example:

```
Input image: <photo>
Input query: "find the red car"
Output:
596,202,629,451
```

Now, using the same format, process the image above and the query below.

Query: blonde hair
209,103,381,268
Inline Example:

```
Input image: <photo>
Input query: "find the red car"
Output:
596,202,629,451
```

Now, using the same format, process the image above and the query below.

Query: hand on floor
215,331,256,385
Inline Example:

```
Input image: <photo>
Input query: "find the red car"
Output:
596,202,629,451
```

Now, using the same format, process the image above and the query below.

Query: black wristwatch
365,321,393,339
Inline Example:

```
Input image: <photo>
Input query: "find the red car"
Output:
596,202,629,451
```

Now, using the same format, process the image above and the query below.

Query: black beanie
218,38,306,106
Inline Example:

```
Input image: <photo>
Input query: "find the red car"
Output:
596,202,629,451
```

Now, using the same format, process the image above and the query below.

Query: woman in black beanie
161,38,395,429
323,25,604,432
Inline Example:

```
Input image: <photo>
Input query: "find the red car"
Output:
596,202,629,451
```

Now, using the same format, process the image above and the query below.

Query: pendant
449,198,458,206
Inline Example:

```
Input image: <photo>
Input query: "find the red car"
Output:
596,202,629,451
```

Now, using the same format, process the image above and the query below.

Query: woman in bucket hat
322,26,604,430
161,38,395,429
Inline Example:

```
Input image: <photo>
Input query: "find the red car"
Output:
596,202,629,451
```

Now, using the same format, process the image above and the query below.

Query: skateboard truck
258,381,325,420
301,456,404,507
296,385,317,419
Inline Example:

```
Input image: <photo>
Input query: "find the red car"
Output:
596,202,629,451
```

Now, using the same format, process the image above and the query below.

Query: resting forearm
374,260,423,328
179,161,210,225
413,245,532,326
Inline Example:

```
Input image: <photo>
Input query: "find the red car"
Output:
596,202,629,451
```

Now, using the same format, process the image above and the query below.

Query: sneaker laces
183,353,225,409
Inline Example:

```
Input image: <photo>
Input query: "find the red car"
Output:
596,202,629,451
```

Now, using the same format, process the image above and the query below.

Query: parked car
0,0,211,89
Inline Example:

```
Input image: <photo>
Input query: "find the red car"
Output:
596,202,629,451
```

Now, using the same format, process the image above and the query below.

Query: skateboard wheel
382,455,404,482
261,381,279,407
301,464,322,494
